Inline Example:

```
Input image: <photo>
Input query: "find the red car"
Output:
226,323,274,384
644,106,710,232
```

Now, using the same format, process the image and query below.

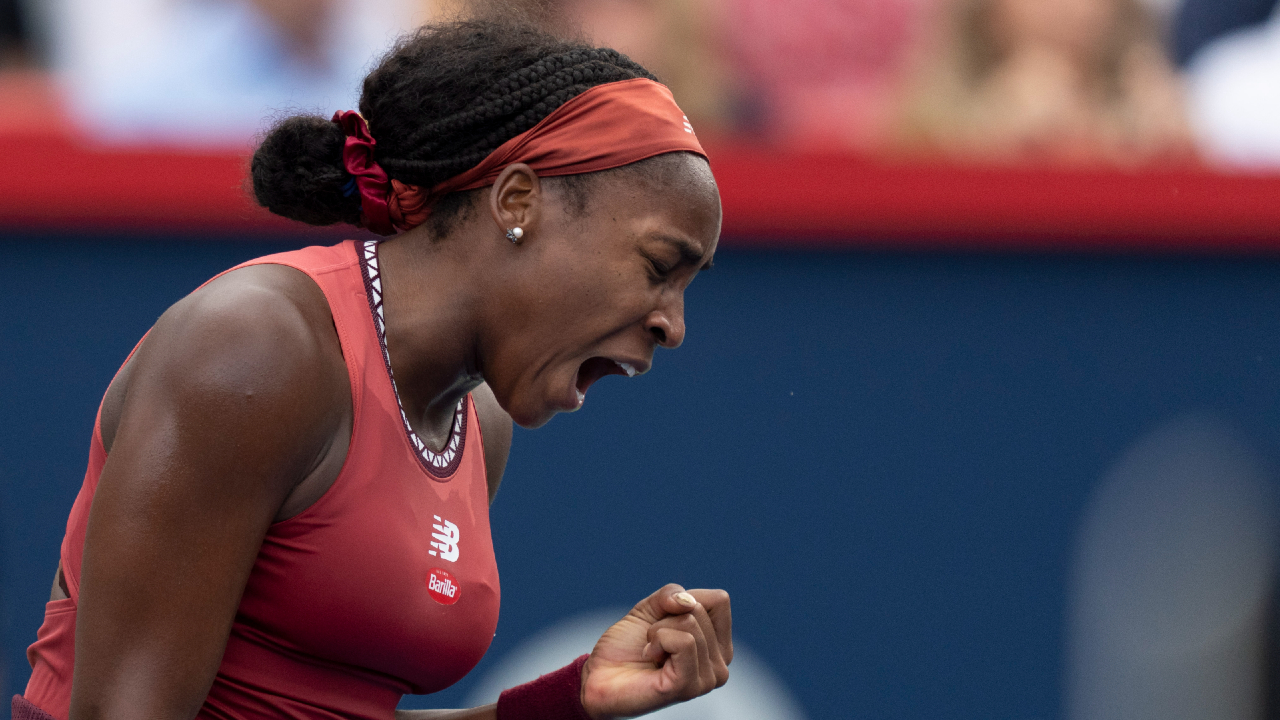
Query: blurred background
4,0,1279,163
4,0,1280,718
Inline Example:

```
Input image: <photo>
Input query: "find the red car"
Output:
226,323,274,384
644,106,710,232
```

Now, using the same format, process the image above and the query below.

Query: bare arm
70,267,349,720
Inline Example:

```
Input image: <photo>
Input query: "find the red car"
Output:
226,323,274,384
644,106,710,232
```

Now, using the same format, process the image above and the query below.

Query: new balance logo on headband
430,516,459,562
682,115,694,135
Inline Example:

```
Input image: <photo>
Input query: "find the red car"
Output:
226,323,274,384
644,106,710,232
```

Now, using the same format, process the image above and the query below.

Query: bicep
472,383,512,505
71,281,344,720
75,409,289,719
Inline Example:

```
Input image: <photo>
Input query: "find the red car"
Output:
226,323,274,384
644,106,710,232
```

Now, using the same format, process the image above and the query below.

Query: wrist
496,654,595,720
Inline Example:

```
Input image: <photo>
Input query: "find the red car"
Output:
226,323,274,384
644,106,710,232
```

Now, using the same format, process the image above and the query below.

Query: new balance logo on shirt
430,516,459,562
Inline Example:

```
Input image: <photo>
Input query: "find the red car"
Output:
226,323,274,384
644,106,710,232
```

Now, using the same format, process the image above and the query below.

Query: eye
644,254,673,283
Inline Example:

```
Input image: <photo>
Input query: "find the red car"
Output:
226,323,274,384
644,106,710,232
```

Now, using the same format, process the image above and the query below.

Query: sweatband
12,695,57,720
336,77,708,236
496,654,594,720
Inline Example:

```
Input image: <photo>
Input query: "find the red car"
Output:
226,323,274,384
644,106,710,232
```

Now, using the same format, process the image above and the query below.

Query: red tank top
24,241,502,720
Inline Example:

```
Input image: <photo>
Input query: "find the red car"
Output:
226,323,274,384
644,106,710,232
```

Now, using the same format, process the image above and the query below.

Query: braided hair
251,20,657,235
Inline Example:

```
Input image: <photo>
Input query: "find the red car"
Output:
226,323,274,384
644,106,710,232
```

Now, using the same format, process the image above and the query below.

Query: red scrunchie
387,179,430,232
496,654,594,720
333,111,424,236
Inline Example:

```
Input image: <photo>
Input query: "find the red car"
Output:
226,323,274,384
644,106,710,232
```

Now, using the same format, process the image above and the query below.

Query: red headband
333,78,707,236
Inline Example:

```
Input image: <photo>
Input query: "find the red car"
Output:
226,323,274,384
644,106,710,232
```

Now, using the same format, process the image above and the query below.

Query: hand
580,584,732,720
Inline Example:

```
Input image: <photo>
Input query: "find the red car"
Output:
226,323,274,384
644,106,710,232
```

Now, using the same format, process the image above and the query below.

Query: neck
374,228,486,451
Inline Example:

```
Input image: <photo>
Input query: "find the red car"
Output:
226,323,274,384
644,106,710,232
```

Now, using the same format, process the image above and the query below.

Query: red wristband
12,696,56,720
496,654,594,720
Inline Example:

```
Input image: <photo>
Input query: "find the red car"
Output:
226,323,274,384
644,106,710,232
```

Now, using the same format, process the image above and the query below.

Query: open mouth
573,357,639,404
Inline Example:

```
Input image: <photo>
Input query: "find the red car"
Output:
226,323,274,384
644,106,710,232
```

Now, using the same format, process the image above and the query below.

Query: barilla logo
426,568,460,605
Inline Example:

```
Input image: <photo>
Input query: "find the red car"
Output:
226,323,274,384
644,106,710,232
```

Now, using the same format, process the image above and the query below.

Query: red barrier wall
4,132,1279,253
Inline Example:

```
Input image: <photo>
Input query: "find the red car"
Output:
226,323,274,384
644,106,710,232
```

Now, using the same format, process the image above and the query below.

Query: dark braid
251,20,655,232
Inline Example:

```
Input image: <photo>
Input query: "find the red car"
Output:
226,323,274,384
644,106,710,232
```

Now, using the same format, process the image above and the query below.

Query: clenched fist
580,584,733,719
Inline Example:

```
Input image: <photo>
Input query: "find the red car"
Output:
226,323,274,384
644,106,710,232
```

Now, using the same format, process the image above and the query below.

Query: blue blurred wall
5,236,1280,720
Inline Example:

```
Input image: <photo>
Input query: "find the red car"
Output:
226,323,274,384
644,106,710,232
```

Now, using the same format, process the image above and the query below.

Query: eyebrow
654,234,713,270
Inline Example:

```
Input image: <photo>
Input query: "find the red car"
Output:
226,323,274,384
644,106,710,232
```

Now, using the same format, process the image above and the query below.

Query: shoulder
472,383,513,504
147,264,339,391
105,262,348,475
157,262,345,417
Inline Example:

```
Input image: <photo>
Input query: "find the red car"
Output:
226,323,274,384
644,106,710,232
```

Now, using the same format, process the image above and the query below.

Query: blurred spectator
725,0,934,148
450,0,932,146
0,0,67,138
455,0,738,138
897,0,1195,165
1181,2,1280,169
0,0,32,67
50,0,423,146
564,0,737,137
1173,0,1277,65
0,70,73,136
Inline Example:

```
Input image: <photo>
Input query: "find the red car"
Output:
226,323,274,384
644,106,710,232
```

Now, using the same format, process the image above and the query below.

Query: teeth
576,389,585,405
618,362,637,377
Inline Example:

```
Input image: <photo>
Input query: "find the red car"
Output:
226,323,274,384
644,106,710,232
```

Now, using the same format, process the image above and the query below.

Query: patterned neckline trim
358,240,467,479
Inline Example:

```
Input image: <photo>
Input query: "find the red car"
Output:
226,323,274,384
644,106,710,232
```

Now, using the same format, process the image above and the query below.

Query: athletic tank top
23,241,501,720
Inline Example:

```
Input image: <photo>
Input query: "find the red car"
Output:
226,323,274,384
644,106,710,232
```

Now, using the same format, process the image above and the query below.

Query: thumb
633,583,699,624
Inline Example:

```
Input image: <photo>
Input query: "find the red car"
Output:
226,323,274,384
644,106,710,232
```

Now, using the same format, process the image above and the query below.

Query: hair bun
251,115,362,227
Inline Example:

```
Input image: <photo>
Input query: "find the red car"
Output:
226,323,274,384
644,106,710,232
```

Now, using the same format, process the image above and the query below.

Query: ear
488,163,542,239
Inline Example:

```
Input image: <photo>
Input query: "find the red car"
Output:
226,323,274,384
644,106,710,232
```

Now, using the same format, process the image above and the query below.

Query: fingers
642,587,731,670
682,598,730,687
687,588,733,666
582,585,733,719
631,582,696,624
652,625,715,701
643,591,731,690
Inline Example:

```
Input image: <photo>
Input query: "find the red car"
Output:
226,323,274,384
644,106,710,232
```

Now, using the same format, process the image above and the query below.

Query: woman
18,20,730,720
897,0,1194,165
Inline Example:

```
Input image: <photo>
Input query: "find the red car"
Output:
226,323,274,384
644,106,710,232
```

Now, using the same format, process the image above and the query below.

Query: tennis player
17,20,729,720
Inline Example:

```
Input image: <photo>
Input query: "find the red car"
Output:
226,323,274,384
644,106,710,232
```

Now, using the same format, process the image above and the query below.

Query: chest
235,400,501,694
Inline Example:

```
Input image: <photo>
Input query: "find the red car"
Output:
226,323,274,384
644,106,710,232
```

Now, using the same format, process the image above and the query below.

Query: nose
644,294,685,349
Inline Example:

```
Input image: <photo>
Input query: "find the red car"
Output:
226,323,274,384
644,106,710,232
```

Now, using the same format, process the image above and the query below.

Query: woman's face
993,0,1115,59
485,155,721,428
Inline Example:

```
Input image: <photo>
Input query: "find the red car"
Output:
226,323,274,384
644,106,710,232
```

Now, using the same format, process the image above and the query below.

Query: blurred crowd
1,0,1277,168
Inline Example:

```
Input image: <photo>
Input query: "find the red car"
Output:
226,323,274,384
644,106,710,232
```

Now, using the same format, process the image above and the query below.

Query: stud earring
505,227,524,243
